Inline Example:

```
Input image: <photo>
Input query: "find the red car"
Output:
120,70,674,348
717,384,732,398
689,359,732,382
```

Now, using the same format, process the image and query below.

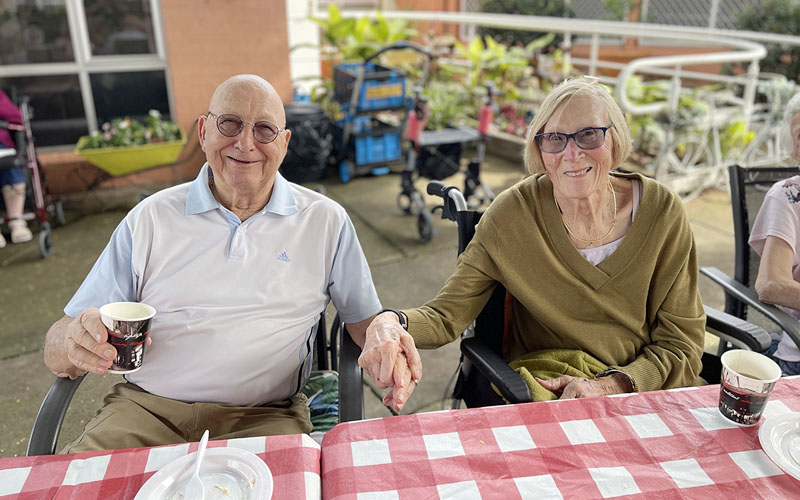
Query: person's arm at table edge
755,236,800,311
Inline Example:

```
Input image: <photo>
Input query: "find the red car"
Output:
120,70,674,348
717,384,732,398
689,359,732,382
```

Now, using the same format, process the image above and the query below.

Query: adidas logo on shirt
277,251,291,263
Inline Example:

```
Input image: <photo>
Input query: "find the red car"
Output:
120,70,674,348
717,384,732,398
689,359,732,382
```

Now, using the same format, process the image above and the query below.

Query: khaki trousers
63,383,312,454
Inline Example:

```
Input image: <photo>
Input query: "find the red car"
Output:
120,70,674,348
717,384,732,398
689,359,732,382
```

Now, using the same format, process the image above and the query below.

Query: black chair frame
700,164,800,351
27,313,363,456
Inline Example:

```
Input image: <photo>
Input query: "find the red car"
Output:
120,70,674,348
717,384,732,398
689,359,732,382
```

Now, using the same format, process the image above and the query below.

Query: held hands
359,311,422,412
536,373,632,400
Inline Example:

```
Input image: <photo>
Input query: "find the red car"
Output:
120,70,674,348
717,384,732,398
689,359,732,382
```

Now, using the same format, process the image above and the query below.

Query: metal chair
425,180,772,409
700,164,800,355
27,313,363,456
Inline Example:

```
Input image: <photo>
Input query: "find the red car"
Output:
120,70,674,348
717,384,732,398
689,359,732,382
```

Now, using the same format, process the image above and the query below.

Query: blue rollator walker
332,42,432,183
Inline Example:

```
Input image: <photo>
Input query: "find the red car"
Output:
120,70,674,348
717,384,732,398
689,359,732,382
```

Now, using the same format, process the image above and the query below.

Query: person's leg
777,359,800,376
62,383,194,453
201,393,313,441
1,167,31,243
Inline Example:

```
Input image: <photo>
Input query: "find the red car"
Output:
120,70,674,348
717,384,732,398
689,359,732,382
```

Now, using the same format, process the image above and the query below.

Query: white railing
316,9,768,119
310,7,800,198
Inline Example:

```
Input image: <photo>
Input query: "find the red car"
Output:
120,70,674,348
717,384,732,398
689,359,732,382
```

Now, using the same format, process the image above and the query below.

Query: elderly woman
749,92,800,376
363,77,706,410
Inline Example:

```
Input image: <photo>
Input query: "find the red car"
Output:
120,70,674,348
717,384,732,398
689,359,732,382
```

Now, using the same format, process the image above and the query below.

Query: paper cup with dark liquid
719,349,781,426
99,302,156,374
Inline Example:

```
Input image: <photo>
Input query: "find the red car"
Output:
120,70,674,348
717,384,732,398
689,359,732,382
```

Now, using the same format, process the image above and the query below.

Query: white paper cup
718,349,781,426
99,302,156,374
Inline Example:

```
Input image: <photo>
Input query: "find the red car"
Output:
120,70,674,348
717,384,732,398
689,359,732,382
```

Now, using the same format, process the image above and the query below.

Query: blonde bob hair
781,92,800,162
524,77,632,174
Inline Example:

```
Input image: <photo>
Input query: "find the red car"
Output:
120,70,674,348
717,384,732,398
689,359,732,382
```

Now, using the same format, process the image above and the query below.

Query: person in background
749,92,800,376
43,74,414,452
359,76,705,406
0,89,32,247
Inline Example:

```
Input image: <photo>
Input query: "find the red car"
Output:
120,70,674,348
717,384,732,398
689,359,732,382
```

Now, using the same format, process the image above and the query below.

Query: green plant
422,82,472,130
476,0,570,48
309,4,417,62
603,0,639,21
734,0,800,81
622,76,762,169
80,110,181,149
303,4,417,121
720,119,756,159
431,33,558,133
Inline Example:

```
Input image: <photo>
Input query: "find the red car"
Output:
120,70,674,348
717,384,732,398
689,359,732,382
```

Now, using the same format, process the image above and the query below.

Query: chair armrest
701,266,800,347
27,374,86,456
703,305,771,352
460,337,531,404
338,329,364,422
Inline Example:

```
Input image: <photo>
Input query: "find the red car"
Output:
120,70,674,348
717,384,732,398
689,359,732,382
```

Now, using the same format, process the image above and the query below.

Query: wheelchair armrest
338,329,364,422
27,374,86,456
703,305,771,352
701,266,800,347
460,336,531,404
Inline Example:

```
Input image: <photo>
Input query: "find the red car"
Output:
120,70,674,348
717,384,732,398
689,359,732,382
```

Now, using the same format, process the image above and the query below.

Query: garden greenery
81,110,181,149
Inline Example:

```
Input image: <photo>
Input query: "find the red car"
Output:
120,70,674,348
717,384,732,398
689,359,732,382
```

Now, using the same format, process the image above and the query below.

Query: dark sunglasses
207,112,284,144
535,125,613,154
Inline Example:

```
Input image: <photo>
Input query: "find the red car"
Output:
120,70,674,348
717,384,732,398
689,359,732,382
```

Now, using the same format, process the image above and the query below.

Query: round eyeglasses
207,112,285,144
535,125,613,154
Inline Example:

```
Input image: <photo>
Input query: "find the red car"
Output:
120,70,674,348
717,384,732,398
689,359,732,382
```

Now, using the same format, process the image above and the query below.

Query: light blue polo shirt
65,164,381,406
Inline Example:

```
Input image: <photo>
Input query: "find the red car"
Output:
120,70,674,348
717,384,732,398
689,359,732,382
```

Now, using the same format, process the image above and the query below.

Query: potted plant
74,109,186,176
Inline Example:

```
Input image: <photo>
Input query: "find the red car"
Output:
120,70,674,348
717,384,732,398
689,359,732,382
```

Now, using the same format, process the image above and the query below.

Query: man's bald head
208,74,286,126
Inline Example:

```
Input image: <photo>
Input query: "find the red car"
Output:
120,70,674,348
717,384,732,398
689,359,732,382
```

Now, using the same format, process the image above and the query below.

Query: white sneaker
9,219,32,243
0,232,6,248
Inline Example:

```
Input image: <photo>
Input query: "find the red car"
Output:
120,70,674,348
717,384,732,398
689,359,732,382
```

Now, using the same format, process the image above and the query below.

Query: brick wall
42,0,292,194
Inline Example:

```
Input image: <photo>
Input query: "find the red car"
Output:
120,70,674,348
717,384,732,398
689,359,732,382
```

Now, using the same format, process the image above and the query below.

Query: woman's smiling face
541,93,615,201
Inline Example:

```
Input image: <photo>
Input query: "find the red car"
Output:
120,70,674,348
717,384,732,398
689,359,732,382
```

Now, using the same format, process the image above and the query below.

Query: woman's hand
537,373,632,399
358,311,422,411
380,352,417,412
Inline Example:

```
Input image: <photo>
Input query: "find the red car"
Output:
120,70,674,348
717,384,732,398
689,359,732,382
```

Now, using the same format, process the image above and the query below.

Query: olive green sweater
404,172,705,393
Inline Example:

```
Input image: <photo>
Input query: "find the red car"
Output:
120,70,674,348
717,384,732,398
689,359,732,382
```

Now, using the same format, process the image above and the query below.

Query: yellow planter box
74,130,187,177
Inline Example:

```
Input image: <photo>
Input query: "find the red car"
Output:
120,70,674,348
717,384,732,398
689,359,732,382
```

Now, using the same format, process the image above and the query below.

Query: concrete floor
0,151,736,458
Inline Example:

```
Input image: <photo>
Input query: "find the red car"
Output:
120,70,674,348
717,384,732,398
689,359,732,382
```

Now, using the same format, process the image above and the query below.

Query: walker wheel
418,211,434,243
38,223,52,258
54,199,66,226
397,193,413,215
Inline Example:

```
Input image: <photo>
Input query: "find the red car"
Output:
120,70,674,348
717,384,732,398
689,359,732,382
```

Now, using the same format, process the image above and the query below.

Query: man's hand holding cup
65,302,155,376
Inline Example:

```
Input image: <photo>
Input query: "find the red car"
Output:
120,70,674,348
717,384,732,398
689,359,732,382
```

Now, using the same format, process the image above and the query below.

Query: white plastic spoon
184,430,209,499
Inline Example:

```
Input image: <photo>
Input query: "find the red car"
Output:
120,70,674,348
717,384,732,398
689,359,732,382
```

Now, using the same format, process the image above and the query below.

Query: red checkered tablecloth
321,376,800,500
0,433,320,499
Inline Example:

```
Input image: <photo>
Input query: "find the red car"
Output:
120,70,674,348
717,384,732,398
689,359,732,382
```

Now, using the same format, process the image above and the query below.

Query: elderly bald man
43,74,414,452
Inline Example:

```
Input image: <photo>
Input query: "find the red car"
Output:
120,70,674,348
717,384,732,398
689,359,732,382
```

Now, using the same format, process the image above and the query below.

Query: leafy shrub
476,0,570,48
735,0,800,80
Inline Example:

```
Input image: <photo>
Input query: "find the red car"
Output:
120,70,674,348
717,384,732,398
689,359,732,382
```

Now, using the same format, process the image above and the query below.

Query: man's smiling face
198,77,290,200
